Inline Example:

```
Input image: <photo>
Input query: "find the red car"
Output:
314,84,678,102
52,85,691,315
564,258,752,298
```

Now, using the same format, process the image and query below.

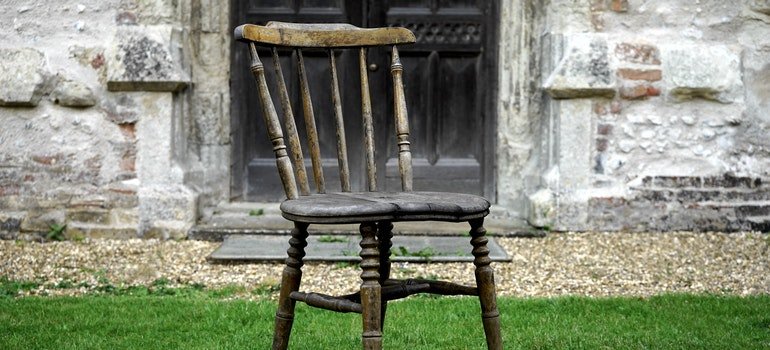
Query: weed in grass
317,235,349,243
207,284,247,298
46,223,66,241
252,283,280,298
53,279,76,289
0,276,41,298
248,209,264,216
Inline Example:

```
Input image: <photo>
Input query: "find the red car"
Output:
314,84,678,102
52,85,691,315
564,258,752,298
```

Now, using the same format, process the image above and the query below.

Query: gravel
1,232,768,298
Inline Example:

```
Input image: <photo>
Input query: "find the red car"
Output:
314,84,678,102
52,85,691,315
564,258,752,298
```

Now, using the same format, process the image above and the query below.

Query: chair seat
280,191,490,224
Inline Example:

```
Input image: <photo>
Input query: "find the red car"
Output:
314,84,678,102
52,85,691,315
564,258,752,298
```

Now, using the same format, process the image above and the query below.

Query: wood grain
248,43,298,200
235,22,415,48
297,50,326,194
329,50,351,192
391,46,413,192
272,48,310,196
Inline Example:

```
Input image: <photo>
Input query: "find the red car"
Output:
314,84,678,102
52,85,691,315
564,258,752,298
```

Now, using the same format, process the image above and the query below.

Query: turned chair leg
376,221,393,327
272,222,309,350
359,222,382,350
469,218,503,350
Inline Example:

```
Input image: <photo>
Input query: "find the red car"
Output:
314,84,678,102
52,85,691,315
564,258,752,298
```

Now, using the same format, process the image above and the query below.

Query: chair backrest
235,22,416,199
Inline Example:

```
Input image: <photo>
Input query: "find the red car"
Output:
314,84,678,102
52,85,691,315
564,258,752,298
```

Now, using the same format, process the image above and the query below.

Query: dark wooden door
230,0,498,201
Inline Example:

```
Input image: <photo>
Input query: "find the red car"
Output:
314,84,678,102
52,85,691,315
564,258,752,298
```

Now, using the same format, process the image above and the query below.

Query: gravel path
1,232,768,298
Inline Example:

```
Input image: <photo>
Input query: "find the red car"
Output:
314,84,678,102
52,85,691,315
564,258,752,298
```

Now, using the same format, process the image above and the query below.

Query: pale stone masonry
0,1,768,239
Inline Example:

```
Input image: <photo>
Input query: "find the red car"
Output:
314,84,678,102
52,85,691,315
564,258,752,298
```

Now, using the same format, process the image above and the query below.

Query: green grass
0,292,768,349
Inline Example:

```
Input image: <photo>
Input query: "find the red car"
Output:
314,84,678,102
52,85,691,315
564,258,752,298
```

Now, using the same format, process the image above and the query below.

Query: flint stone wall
517,0,770,231
0,0,229,240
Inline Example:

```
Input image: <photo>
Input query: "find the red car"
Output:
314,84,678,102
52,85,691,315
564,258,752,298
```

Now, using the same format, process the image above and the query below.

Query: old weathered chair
234,22,502,350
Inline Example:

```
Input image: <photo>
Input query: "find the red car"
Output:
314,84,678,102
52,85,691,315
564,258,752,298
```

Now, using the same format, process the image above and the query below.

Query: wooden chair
234,22,502,350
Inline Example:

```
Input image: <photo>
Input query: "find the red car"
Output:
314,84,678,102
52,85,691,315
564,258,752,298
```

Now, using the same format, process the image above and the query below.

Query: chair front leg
469,218,503,350
359,222,382,350
272,222,309,350
376,221,394,326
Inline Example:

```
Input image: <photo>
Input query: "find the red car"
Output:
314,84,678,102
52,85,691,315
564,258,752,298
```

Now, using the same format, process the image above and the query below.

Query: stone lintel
544,34,616,99
107,25,190,92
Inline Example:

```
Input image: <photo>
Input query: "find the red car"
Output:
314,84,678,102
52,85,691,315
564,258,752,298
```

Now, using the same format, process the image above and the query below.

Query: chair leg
272,222,309,350
469,218,503,350
376,221,394,327
359,222,382,350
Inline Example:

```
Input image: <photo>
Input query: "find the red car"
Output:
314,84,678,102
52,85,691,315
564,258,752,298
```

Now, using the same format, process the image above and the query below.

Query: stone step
191,202,534,241
209,234,511,263
692,201,770,218
745,216,770,232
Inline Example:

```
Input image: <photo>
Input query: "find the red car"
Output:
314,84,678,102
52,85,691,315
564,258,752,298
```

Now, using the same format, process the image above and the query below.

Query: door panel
230,0,497,201
378,1,489,196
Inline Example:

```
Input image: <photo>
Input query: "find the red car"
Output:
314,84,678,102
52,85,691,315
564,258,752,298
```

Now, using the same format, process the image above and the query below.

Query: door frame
228,0,499,202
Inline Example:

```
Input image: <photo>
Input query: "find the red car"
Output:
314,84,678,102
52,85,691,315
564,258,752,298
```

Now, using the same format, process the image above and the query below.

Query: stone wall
1,0,768,239
0,0,230,240
519,0,770,231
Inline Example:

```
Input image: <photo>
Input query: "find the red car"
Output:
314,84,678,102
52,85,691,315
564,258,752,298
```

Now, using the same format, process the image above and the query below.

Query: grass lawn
1,289,768,350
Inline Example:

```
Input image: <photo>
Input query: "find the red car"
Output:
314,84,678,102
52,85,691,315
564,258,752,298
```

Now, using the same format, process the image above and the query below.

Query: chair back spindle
359,48,377,192
237,22,416,197
248,43,299,199
329,50,351,192
390,46,413,192
297,50,326,194
271,47,310,196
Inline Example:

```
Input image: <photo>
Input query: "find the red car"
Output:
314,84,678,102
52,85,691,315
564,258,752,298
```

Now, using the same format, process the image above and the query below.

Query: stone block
107,26,190,92
0,211,24,240
558,99,593,189
66,208,111,225
544,34,616,99
20,209,65,233
138,184,197,238
135,93,185,184
527,189,556,228
192,92,227,144
198,32,226,67
750,0,770,15
662,44,743,103
198,0,223,33
0,48,48,107
111,208,139,226
50,79,96,107
66,224,138,239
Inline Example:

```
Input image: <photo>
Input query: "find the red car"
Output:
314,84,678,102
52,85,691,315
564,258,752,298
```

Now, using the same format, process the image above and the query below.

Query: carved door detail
230,0,498,201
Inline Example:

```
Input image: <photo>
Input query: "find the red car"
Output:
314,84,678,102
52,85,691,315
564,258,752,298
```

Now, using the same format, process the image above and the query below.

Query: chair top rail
235,21,416,48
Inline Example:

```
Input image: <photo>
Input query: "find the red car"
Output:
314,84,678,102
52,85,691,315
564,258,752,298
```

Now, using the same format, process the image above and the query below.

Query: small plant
392,246,440,259
248,209,264,216
340,249,357,256
46,223,66,241
333,261,358,269
318,235,349,243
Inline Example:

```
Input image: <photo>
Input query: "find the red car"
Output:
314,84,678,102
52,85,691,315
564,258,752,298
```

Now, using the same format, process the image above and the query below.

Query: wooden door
230,0,498,201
